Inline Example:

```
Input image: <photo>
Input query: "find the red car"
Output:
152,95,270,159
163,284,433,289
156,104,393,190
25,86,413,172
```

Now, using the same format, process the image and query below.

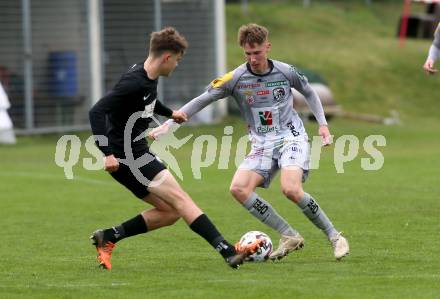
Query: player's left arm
424,23,440,75
289,66,330,145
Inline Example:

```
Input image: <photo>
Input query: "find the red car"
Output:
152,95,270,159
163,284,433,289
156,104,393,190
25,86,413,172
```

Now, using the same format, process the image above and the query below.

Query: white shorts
238,136,310,188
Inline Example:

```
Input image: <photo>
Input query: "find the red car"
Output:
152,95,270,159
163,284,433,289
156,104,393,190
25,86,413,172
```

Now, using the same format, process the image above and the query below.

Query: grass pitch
1,117,439,299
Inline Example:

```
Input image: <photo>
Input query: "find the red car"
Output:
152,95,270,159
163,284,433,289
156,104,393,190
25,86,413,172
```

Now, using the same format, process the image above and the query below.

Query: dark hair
149,27,188,56
238,23,269,47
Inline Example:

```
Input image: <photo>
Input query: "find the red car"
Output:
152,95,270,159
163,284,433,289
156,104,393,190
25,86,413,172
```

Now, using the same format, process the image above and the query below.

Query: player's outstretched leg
90,194,180,270
149,169,262,269
90,214,150,270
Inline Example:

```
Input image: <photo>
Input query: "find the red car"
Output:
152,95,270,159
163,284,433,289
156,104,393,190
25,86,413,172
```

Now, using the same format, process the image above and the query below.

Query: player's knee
229,185,250,202
282,186,304,202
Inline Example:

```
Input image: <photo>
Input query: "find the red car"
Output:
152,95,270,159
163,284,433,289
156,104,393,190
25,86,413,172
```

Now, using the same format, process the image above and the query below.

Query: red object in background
399,0,440,47
399,0,412,47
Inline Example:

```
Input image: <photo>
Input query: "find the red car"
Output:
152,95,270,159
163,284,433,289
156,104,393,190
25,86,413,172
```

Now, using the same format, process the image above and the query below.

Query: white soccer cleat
330,232,349,260
269,234,305,261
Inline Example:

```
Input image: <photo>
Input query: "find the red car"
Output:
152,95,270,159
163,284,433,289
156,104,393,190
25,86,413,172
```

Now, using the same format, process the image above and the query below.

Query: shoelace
330,233,343,248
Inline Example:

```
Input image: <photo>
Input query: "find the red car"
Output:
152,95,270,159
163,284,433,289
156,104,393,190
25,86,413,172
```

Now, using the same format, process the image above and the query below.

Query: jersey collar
246,59,274,77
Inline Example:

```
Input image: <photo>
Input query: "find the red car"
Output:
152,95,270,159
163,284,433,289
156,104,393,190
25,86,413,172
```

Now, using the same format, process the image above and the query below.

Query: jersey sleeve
89,77,139,156
153,99,173,117
433,23,440,49
428,23,440,61
286,65,327,126
206,71,234,98
163,71,234,127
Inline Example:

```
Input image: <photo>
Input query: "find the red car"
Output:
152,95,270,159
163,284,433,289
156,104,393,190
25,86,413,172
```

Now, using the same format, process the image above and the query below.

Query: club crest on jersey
273,87,286,102
259,111,273,125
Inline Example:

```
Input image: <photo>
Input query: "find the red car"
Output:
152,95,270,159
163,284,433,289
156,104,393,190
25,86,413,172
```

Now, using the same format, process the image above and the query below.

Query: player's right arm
149,71,234,139
174,71,234,120
424,23,440,75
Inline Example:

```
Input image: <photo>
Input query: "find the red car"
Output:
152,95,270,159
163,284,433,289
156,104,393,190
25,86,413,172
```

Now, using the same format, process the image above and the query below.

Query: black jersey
89,63,173,157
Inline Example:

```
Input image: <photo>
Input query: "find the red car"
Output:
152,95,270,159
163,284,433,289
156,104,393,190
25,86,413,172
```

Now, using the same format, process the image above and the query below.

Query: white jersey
164,60,327,186
169,59,327,147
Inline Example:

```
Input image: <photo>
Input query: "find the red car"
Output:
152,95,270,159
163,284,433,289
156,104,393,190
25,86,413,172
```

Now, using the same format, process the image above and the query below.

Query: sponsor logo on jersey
253,108,280,134
273,87,286,102
211,71,234,88
289,66,307,82
246,95,255,105
257,90,270,96
259,111,273,126
256,125,279,134
238,83,262,89
265,80,288,87
243,90,253,96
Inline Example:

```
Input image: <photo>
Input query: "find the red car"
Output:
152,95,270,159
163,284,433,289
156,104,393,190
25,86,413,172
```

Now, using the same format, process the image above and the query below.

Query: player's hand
103,154,119,173
171,110,187,124
423,59,438,75
319,125,331,146
148,123,170,140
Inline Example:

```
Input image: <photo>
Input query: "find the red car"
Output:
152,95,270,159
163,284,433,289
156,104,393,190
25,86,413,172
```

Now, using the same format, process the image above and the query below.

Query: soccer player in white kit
151,23,349,260
423,22,440,75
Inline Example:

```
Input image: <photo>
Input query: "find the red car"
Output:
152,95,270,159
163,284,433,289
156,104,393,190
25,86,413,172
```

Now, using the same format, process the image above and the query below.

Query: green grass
1,117,439,298
2,1,440,298
226,1,440,120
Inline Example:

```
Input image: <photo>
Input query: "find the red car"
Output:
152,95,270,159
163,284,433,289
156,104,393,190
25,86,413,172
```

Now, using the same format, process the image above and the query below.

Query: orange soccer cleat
90,229,116,270
227,238,264,269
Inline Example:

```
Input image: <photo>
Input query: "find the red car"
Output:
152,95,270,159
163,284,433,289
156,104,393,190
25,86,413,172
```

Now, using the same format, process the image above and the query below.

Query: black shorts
110,155,166,199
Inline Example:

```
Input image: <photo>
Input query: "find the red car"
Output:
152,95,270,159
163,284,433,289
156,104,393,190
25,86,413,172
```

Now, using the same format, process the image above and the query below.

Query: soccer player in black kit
89,27,260,270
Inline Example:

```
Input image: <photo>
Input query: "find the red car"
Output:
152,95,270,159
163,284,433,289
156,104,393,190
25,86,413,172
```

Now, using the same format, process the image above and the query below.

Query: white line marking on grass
44,282,131,288
0,282,131,289
0,171,114,186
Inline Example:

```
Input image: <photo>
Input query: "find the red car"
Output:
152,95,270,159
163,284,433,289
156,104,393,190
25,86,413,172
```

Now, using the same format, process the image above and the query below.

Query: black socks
102,213,236,259
189,214,236,258
103,214,148,244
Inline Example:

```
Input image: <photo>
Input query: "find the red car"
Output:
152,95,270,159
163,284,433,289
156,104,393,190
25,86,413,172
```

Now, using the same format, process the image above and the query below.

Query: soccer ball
238,231,273,262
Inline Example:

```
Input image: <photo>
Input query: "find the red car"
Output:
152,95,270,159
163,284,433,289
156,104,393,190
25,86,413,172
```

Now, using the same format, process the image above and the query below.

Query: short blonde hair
238,23,269,47
149,27,188,56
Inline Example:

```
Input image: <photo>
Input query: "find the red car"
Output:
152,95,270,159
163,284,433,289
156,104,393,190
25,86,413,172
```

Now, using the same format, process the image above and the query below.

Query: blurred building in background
0,0,226,134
